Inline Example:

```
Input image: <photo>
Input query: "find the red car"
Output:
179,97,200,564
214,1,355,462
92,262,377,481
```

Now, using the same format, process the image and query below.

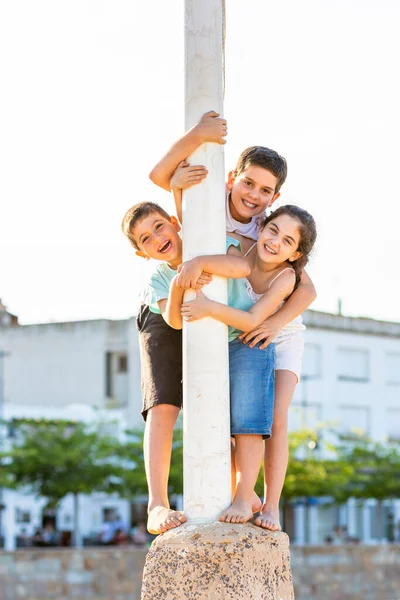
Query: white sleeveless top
243,244,305,337
225,191,263,241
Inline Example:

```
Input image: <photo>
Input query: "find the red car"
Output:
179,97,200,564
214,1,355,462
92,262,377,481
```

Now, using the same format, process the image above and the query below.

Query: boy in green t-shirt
121,201,249,535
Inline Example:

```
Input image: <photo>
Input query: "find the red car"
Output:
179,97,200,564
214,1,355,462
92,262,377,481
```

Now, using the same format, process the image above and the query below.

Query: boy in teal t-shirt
121,201,249,535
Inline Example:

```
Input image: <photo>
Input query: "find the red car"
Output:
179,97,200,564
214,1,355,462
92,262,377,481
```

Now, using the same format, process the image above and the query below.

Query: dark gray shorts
136,304,182,421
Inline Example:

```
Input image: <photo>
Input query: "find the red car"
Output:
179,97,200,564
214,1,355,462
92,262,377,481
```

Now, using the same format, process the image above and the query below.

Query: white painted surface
182,0,231,520
293,504,306,545
307,505,319,544
361,501,372,543
347,498,358,538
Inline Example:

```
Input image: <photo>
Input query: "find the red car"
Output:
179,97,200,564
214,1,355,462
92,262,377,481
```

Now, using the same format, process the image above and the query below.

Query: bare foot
147,505,187,535
219,499,253,524
254,505,281,531
252,491,262,514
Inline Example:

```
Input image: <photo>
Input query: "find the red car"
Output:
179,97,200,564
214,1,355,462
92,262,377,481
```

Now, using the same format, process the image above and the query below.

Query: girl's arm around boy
239,270,316,348
159,247,250,330
181,269,296,332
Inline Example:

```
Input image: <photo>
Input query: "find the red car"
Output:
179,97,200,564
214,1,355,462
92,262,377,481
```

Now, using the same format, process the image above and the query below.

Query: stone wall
0,547,147,600
0,544,399,600
292,545,400,600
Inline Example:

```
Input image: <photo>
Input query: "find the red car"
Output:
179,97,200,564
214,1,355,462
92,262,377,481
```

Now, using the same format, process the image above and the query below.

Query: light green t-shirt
227,276,254,342
146,262,178,314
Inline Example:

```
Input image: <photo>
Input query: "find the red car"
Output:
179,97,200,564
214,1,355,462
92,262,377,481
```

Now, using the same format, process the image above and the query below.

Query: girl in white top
149,112,317,530
181,205,317,529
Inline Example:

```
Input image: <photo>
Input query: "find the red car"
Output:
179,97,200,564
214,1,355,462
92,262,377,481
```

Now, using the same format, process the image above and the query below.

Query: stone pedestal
141,522,294,599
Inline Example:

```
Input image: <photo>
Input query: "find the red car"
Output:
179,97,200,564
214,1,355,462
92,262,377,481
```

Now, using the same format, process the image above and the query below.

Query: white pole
4,491,16,551
182,0,231,521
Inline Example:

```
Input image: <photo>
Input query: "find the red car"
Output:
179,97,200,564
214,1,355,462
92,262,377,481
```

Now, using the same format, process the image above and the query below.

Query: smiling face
132,212,182,267
257,213,302,265
227,165,280,223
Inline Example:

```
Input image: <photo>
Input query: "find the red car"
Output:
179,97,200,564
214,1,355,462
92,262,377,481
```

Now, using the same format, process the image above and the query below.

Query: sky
0,0,399,325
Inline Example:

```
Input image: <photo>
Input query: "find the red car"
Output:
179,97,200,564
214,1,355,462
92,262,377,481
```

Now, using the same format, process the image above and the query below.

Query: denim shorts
229,338,276,439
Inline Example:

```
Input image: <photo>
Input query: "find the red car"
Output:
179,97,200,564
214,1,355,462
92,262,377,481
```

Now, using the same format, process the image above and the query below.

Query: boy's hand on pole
194,110,228,144
181,290,213,321
170,161,208,190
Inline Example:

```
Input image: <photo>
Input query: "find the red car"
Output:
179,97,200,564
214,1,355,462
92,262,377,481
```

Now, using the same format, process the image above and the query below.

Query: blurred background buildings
1,299,400,547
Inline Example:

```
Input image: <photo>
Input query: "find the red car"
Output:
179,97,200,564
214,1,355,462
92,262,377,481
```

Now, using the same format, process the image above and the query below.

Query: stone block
141,521,294,600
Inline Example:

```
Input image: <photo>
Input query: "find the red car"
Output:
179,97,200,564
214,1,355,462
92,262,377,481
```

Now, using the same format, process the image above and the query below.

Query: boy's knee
147,403,180,423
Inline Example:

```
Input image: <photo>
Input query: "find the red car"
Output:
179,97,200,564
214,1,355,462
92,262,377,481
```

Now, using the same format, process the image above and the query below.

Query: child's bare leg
254,370,297,530
231,438,262,513
145,404,186,534
220,435,263,524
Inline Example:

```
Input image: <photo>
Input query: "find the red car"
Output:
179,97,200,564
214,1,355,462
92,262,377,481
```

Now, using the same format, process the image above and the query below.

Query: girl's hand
170,161,208,190
181,290,213,321
238,317,281,349
175,259,212,289
196,272,213,287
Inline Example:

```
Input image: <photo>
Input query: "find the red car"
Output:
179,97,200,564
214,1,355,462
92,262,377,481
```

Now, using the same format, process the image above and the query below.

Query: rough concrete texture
141,521,294,600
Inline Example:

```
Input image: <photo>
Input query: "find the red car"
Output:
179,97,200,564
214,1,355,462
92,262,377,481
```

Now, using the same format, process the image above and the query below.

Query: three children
122,111,317,534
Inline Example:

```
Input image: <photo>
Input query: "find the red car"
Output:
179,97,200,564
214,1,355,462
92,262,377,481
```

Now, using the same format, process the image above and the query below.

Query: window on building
118,354,128,373
387,409,400,441
339,405,370,438
15,508,31,524
105,351,128,408
302,344,321,379
386,353,400,385
337,348,369,382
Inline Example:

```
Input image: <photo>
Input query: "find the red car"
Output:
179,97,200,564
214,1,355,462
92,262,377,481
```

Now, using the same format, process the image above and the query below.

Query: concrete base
141,521,294,599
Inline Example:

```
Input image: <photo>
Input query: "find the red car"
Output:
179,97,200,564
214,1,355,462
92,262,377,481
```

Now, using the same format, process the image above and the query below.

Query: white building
289,310,400,544
0,308,143,550
1,303,400,546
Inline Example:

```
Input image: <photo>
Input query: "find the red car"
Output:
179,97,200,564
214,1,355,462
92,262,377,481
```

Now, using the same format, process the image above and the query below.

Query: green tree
0,419,129,547
254,428,355,529
341,438,400,499
340,437,400,536
254,428,354,502
283,428,354,502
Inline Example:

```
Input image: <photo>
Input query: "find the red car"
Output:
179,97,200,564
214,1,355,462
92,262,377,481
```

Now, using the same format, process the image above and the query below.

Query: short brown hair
234,146,288,193
121,202,172,250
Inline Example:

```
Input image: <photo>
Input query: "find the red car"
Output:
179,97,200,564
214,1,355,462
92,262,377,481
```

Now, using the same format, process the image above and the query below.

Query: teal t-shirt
227,278,254,342
146,262,178,314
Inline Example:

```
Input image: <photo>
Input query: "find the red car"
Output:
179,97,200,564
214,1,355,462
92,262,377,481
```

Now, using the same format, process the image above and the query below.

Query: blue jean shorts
229,338,276,439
